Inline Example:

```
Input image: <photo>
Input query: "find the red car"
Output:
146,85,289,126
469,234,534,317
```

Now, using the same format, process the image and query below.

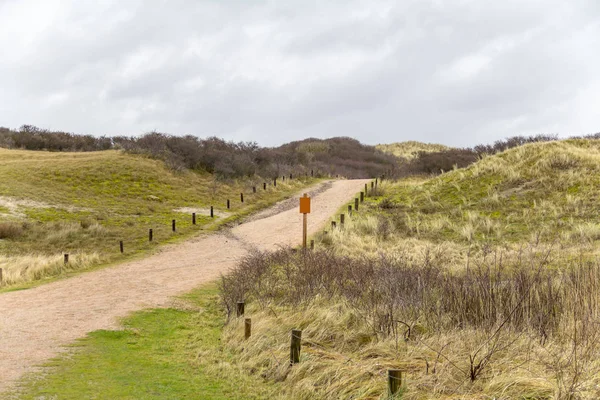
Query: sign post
299,193,311,248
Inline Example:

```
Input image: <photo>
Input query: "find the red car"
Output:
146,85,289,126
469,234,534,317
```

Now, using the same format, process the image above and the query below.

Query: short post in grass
192,213,196,225
375,178,378,186
290,329,302,365
282,175,285,182
331,221,336,230
245,318,252,339
63,254,69,264
236,301,245,317
311,169,314,177
227,199,230,209
290,173,292,180
274,178,277,187
310,240,314,250
355,198,359,211
149,229,153,242
388,369,403,397
263,182,267,190
172,219,176,232
210,206,214,218
365,183,368,196
0,268,3,284
340,213,345,226
348,205,353,216
360,192,364,203
371,181,374,190
240,193,244,203
119,240,124,254
253,186,257,193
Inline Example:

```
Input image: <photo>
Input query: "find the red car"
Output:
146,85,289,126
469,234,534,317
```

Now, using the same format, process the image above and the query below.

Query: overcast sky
1,0,599,147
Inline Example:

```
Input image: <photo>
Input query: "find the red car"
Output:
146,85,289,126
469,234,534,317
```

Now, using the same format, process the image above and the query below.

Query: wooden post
253,186,256,193
365,183,368,197
172,219,176,232
282,175,285,182
245,318,252,339
375,178,378,186
236,301,245,317
210,206,214,218
274,178,277,187
240,193,244,203
192,213,196,225
263,182,267,190
331,221,336,229
149,229,153,242
64,254,69,264
227,199,230,209
348,205,352,216
119,240,124,253
388,370,403,397
371,181,374,190
290,174,292,179
310,240,314,250
290,329,302,364
311,169,314,177
355,198,359,211
360,192,364,202
340,214,345,226
0,268,3,284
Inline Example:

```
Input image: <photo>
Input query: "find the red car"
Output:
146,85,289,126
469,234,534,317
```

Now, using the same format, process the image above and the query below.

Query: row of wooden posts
234,296,404,397
327,178,379,232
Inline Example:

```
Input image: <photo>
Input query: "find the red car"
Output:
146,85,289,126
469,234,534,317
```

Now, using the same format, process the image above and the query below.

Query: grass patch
10,285,279,400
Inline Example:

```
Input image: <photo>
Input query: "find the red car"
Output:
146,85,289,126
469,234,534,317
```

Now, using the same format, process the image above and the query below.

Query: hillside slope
0,149,314,286
376,140,450,159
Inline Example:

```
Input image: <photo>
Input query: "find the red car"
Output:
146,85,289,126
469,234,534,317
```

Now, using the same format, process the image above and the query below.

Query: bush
0,222,24,239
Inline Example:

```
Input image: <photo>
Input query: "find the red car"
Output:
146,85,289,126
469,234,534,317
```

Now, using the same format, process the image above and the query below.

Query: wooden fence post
172,219,176,232
119,240,124,253
355,198,359,211
289,174,292,179
375,178,378,186
388,370,403,397
210,206,214,218
241,193,244,203
371,181,374,190
331,221,336,229
348,205,352,216
192,213,196,225
0,268,3,285
263,182,267,190
274,178,277,187
245,318,252,339
64,254,69,264
311,169,314,177
227,199,230,209
290,329,302,364
282,175,285,182
365,183,368,196
149,229,153,242
253,186,257,193
340,214,345,226
360,192,364,202
236,301,245,317
310,240,314,250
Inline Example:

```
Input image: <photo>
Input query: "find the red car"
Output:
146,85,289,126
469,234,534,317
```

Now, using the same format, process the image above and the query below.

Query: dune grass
376,141,450,160
0,148,316,287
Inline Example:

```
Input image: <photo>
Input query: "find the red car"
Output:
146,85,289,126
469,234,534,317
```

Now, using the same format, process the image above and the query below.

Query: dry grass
377,141,451,160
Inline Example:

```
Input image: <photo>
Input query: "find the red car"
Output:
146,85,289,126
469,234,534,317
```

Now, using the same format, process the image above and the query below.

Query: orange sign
300,196,311,214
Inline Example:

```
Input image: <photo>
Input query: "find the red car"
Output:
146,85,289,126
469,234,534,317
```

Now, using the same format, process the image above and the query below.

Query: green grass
0,149,317,286
10,285,278,400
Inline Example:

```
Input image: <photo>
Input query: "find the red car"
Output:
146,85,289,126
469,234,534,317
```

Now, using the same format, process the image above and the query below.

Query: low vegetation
377,141,451,160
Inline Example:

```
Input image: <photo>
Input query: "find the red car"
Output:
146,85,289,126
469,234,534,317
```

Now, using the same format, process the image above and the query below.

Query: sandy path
0,179,369,393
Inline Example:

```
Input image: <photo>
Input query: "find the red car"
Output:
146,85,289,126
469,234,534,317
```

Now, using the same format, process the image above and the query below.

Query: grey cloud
0,0,599,147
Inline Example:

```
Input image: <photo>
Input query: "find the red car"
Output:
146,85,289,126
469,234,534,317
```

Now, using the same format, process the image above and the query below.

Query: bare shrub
0,222,24,239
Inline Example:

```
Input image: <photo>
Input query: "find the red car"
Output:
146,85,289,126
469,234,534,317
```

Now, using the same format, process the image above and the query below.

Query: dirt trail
0,179,369,393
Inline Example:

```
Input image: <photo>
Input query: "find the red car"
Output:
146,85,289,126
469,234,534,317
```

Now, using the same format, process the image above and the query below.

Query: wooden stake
192,213,196,225
245,318,252,339
340,214,345,226
263,182,267,190
227,199,230,209
210,206,214,218
119,240,124,253
331,221,336,229
274,178,277,187
172,219,176,232
388,370,403,396
360,192,364,202
348,205,352,216
236,301,245,317
365,183,368,196
0,268,3,284
240,193,244,203
253,186,257,193
355,198,359,211
64,254,69,264
149,229,153,242
290,329,302,364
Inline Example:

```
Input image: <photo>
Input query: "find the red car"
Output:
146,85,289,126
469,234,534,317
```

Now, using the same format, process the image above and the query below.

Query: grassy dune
215,139,600,399
377,141,451,160
0,149,315,287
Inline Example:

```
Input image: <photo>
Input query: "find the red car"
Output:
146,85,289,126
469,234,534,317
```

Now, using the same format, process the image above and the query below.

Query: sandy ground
0,179,369,393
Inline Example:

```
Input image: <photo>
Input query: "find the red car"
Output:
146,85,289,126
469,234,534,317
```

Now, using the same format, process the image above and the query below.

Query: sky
0,0,599,148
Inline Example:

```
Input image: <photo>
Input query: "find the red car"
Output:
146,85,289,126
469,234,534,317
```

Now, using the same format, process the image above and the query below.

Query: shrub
0,222,24,239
